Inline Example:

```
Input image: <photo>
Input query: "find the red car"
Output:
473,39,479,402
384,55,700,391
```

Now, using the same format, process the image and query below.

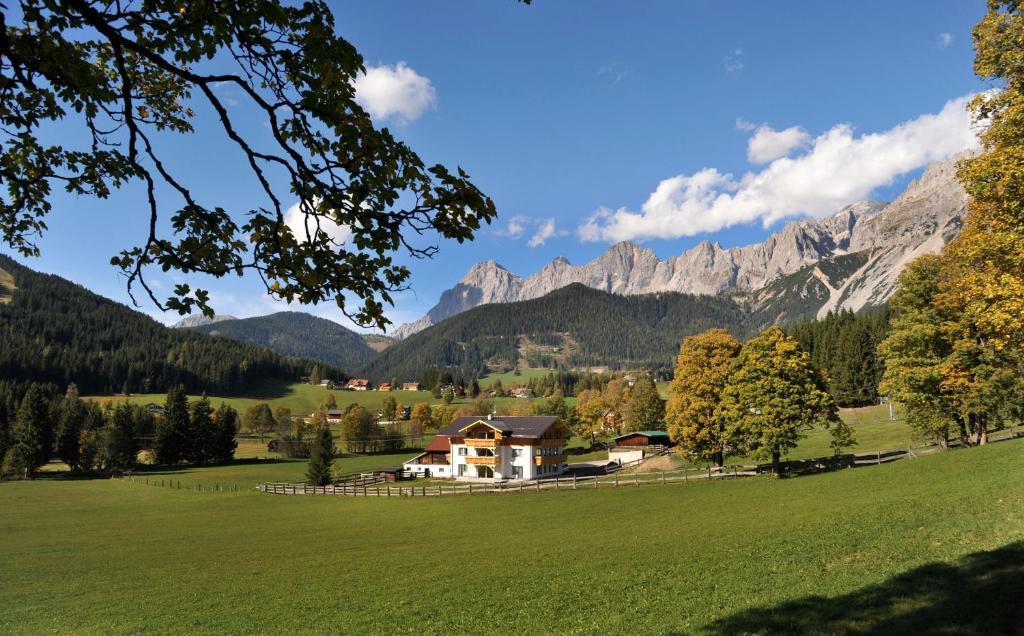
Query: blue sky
4,1,986,331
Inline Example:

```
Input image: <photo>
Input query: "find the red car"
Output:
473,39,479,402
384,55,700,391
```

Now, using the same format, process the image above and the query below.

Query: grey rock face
394,157,967,337
172,314,237,329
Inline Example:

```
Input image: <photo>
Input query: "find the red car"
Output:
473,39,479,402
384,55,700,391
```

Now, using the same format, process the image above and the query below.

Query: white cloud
746,124,811,163
938,32,953,48
353,62,437,123
528,219,559,247
284,200,351,246
723,48,744,73
735,118,757,132
579,94,979,243
503,215,528,239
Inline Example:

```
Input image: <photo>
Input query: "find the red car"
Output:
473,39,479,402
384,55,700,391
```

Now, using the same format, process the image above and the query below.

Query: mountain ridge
394,157,967,338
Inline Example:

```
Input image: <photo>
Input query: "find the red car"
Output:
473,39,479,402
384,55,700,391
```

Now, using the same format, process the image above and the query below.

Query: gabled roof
424,436,450,452
439,416,561,439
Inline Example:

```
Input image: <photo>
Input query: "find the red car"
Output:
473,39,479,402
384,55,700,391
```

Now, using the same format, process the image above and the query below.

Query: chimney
487,413,492,421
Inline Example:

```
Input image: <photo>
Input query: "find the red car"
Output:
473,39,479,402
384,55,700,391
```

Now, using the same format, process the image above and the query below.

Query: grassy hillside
88,381,437,418
2,440,1023,634
189,311,376,373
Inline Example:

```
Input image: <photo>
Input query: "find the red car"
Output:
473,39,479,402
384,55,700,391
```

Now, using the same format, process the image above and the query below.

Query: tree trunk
771,449,781,475
714,450,724,468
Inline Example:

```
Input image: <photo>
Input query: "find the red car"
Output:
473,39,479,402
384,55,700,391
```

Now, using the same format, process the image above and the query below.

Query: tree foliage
154,384,190,464
2,383,52,477
666,329,742,467
717,326,840,474
623,377,664,433
306,426,335,487
1,0,498,327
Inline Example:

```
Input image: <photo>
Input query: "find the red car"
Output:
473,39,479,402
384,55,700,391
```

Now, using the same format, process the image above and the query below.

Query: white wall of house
402,461,449,477
431,439,568,481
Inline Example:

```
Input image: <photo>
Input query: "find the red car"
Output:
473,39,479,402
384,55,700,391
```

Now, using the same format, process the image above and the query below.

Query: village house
324,409,344,423
510,386,533,399
345,378,370,391
403,415,570,480
376,382,392,392
401,382,420,392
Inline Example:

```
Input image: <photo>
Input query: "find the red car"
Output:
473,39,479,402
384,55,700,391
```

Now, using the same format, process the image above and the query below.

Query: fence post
634,474,638,487
877,450,881,464
684,469,688,483
708,466,712,480
469,483,473,495
661,471,666,485
536,480,540,492
615,475,618,488
555,478,560,491
520,481,524,493
573,474,577,490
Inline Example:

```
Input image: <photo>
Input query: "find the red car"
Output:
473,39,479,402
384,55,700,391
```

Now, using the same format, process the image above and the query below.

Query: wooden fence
256,428,1024,498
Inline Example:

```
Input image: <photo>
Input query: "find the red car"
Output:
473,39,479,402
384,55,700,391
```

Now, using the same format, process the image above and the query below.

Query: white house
403,415,570,481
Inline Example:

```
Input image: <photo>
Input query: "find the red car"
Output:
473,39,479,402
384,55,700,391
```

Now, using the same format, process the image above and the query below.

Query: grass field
2,439,1023,634
86,381,438,418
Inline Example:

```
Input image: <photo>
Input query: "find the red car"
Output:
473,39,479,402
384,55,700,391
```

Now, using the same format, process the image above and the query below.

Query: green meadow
2,440,1023,634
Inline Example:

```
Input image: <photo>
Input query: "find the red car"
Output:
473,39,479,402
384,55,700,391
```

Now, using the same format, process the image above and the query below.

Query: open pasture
2,440,1023,634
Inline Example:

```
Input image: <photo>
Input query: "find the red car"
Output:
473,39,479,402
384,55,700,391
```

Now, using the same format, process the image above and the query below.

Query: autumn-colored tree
622,377,664,433
340,405,372,453
947,1,1024,353
310,409,329,431
574,389,606,444
441,386,455,405
321,393,338,411
717,326,841,474
382,396,398,422
242,403,276,442
600,379,630,435
666,329,742,467
410,403,434,432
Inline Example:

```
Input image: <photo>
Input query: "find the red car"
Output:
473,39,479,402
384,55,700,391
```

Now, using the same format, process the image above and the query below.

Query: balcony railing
535,454,566,466
464,438,496,448
465,455,497,466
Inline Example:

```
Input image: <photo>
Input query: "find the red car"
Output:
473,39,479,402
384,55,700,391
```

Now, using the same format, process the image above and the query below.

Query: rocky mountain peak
393,157,969,338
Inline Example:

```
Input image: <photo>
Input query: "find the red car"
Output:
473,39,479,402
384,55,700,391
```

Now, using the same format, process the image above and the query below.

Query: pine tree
623,377,664,433
4,384,53,478
209,404,239,464
306,426,335,486
469,379,481,398
56,383,85,471
102,403,141,473
309,364,323,386
155,385,191,465
188,397,214,464
717,326,841,474
666,329,742,467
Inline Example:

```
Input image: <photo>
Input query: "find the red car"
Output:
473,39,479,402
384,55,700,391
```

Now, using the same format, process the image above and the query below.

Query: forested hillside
789,308,892,407
0,255,334,395
362,284,749,380
189,311,375,372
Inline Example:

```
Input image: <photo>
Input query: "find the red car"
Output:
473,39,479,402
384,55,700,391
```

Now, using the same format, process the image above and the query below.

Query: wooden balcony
535,454,565,466
538,438,566,447
465,455,497,466
464,438,496,448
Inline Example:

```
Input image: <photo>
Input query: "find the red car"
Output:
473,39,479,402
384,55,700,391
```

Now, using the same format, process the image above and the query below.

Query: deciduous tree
1,0,501,327
666,329,742,467
623,377,664,433
717,326,840,474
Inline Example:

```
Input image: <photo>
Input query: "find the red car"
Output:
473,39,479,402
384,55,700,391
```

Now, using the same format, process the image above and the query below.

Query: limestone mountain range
394,156,969,338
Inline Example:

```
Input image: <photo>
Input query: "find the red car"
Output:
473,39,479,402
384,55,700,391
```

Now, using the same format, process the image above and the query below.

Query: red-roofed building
403,436,452,477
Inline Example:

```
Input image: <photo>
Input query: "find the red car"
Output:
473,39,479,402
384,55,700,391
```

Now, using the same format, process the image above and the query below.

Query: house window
512,449,522,458
458,464,466,476
458,447,467,456
512,466,523,479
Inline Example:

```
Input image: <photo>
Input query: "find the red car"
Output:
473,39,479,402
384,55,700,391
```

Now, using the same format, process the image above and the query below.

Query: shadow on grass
706,541,1024,635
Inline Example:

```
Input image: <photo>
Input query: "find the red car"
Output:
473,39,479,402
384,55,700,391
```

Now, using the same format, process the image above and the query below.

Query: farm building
614,431,671,447
401,382,420,391
325,409,344,423
403,436,452,477
376,383,392,392
510,387,533,399
610,431,671,466
345,378,370,391
402,415,570,481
